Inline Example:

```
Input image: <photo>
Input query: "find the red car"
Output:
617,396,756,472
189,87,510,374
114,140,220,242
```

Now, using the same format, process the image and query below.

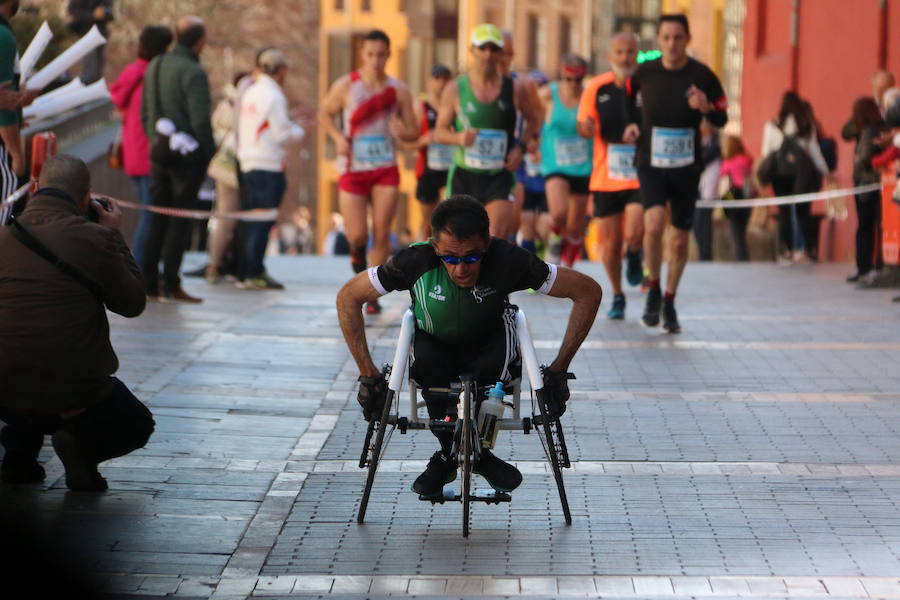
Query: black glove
541,367,575,420
357,375,387,422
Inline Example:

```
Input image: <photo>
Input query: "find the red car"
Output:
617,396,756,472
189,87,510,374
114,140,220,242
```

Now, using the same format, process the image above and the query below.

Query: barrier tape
695,183,883,209
0,179,885,219
0,183,277,221
114,198,278,222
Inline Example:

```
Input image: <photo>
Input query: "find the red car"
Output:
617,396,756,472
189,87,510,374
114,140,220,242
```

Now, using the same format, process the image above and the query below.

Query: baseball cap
470,23,504,48
430,64,452,79
258,48,288,71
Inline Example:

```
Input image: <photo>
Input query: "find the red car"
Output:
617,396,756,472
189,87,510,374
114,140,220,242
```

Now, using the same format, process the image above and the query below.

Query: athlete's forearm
433,125,462,146
549,291,601,373
336,278,381,376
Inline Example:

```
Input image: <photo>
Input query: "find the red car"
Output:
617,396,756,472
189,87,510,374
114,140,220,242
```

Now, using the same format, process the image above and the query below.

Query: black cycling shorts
410,307,521,421
637,165,701,230
447,166,515,205
523,189,547,212
593,188,642,218
544,173,591,195
415,168,448,205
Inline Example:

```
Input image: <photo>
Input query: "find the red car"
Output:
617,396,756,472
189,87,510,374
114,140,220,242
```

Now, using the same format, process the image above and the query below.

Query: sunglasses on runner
477,43,502,53
437,251,486,265
562,76,583,83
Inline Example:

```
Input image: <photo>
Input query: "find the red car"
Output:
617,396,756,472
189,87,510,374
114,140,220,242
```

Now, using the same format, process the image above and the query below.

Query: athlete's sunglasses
437,251,485,265
562,76,583,83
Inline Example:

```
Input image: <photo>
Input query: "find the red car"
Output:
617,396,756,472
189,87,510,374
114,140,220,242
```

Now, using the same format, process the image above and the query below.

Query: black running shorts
636,165,701,230
544,173,591,195
415,168,449,205
593,188,642,218
447,166,515,205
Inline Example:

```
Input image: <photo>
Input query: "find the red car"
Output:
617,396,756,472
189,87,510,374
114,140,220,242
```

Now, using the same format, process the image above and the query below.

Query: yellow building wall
317,0,419,252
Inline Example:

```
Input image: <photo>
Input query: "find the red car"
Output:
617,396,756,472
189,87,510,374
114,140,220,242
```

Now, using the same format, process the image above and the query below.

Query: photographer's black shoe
52,430,108,492
473,450,522,492
1,454,45,484
412,451,456,497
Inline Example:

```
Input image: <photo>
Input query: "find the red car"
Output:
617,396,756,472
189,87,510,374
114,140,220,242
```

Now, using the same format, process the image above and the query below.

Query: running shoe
365,300,382,315
546,232,563,265
412,451,457,496
473,449,522,492
662,299,681,334
625,250,643,287
641,287,662,327
607,294,626,320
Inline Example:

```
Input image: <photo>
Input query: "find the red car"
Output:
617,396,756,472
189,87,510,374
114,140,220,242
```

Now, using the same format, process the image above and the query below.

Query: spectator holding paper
0,0,41,216
67,0,113,83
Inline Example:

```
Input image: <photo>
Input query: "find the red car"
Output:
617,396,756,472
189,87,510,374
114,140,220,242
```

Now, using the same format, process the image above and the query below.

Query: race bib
352,134,395,169
426,143,453,171
463,129,507,170
607,144,636,181
650,127,694,168
554,136,590,167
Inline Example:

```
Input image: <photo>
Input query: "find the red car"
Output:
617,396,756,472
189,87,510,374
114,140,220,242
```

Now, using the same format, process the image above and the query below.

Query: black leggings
410,313,520,453
854,188,882,276
0,377,154,464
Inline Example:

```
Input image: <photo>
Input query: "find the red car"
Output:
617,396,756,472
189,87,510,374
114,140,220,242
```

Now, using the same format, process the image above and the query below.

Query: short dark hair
38,154,91,202
658,14,690,35
138,25,173,61
363,29,390,49
177,22,205,48
430,195,490,242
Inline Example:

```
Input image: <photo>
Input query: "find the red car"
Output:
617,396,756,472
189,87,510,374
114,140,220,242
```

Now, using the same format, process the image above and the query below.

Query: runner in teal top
540,82,592,178
539,55,593,268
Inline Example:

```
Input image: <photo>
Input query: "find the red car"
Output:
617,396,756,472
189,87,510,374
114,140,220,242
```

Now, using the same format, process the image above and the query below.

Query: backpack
774,135,806,178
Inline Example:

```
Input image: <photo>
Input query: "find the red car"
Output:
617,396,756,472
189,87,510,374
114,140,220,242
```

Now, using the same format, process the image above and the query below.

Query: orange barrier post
30,132,58,189
882,168,899,266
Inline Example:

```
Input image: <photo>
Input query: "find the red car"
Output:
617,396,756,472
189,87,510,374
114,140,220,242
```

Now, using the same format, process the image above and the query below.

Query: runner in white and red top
320,29,419,314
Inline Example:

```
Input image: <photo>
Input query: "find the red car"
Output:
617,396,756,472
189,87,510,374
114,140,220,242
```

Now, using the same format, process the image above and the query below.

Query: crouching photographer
0,154,154,491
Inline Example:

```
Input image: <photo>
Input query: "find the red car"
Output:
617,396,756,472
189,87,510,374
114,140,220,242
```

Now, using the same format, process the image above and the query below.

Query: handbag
107,124,123,169
149,56,203,167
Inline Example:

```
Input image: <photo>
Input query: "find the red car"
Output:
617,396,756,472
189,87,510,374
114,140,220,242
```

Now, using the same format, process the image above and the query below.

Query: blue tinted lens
439,252,484,265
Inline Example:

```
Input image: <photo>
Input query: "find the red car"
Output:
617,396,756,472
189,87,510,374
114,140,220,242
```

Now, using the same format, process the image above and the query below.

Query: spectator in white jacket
236,48,305,289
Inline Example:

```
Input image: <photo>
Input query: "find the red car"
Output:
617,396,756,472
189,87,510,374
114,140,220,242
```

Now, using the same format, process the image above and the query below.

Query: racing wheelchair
356,307,572,537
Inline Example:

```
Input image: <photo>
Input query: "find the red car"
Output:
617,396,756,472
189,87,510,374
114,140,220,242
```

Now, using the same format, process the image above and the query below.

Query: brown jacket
0,192,145,414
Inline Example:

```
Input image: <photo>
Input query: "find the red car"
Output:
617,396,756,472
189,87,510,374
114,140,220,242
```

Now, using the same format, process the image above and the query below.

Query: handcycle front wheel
357,388,395,524
460,377,474,538
535,387,572,525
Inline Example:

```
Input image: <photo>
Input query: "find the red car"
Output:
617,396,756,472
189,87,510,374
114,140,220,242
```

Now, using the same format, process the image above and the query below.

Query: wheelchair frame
357,308,572,537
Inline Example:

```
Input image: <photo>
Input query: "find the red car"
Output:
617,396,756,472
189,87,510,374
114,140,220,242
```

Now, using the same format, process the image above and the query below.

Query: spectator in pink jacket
719,134,754,261
109,25,172,265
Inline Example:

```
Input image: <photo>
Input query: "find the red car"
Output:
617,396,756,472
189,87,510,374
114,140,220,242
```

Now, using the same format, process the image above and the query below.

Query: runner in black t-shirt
336,195,602,497
624,14,727,334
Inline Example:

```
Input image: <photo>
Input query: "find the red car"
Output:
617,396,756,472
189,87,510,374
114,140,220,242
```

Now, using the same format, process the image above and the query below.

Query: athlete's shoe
473,449,522,492
365,300,382,315
546,232,563,265
662,299,681,334
641,287,662,327
625,250,643,286
607,294,626,320
412,451,457,497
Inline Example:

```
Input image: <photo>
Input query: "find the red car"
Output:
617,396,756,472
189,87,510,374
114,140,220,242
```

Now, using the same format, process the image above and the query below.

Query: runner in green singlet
433,24,542,240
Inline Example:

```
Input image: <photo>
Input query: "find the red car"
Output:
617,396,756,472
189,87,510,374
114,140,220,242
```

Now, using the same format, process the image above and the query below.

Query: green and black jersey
369,239,557,344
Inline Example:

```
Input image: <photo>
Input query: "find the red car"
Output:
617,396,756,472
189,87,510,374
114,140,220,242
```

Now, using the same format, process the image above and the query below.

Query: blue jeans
241,170,286,278
130,175,152,266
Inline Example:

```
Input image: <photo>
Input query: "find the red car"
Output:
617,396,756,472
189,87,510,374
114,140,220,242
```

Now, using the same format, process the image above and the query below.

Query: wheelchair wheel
536,388,572,525
357,389,395,524
460,376,475,537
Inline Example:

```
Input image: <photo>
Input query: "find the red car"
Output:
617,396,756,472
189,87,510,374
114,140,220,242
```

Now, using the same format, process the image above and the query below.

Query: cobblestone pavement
2,255,900,599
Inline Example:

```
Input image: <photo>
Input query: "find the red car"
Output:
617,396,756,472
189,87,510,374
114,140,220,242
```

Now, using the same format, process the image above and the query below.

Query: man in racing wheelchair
336,195,602,497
